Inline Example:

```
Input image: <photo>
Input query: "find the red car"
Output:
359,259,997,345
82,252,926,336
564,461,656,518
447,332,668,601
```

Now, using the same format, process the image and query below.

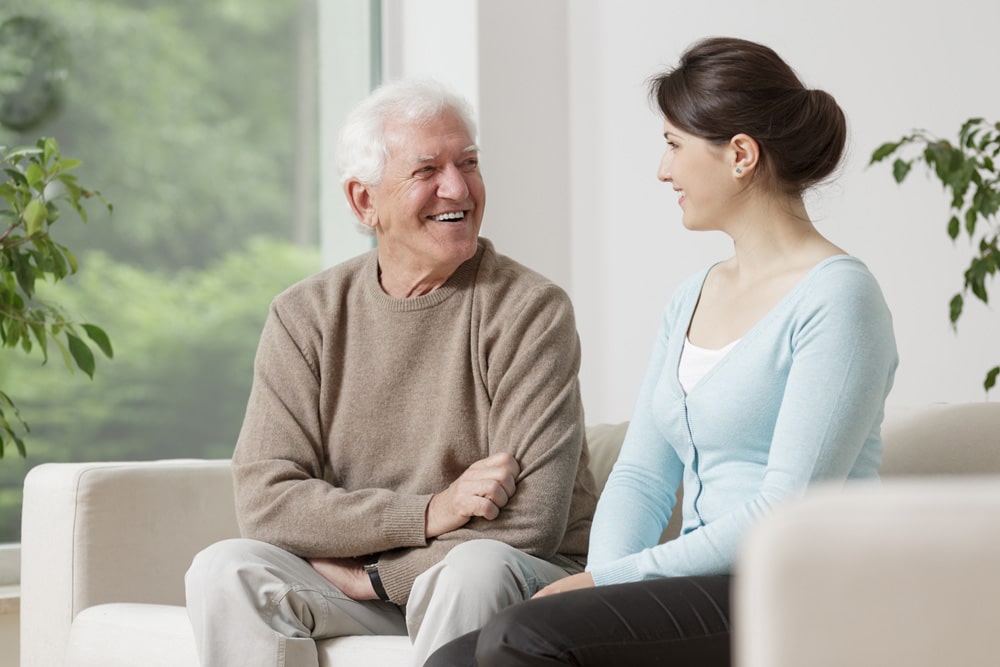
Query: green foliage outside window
0,0,322,542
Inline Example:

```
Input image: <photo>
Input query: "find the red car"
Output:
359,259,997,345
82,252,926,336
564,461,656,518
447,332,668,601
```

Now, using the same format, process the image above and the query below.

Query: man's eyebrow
413,145,480,163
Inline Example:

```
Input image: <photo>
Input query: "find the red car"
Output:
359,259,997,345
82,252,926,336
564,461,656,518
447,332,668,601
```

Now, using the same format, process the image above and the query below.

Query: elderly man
184,78,597,667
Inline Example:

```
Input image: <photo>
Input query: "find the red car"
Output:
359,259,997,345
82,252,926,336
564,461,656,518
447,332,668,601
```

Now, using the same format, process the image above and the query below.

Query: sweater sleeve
586,318,685,570
589,262,898,584
376,283,595,603
232,304,432,560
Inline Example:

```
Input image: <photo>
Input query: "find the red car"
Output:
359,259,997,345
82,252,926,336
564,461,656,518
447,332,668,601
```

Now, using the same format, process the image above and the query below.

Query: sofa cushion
66,603,413,667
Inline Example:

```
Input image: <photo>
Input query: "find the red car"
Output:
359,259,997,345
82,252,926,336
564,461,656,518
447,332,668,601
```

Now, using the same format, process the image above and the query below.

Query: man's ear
345,179,378,229
730,133,760,175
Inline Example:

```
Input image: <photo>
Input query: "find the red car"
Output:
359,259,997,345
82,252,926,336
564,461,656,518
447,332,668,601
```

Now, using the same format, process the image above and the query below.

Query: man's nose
437,164,470,200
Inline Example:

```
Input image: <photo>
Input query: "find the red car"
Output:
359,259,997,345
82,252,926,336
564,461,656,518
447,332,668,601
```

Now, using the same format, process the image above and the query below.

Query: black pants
424,575,732,667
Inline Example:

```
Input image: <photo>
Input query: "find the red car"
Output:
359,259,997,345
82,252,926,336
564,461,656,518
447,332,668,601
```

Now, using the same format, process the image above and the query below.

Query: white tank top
678,336,741,393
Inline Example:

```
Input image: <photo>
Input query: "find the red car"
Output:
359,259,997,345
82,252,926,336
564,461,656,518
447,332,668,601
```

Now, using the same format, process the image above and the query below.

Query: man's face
362,110,485,279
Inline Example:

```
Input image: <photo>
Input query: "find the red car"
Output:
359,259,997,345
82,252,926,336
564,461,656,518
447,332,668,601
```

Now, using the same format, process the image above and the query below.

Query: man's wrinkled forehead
383,111,476,154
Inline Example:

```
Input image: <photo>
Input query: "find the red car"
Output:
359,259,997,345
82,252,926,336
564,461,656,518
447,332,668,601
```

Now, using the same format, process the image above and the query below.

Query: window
0,0,377,549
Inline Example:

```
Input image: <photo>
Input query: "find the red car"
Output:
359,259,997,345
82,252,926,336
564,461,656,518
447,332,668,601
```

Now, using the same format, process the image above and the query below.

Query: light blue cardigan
587,255,898,585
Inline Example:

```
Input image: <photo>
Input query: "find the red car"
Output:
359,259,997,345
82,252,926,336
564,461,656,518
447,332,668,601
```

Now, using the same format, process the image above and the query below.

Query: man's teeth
431,211,465,221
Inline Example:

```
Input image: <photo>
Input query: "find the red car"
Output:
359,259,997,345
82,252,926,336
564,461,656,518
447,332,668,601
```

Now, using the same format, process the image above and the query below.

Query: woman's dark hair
649,37,846,195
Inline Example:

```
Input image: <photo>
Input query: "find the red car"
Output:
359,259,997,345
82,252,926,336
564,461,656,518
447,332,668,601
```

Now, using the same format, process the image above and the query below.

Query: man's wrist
363,560,391,602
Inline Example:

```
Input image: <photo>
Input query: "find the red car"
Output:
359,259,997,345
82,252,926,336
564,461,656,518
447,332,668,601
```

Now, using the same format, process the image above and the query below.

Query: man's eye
415,166,435,177
460,159,478,171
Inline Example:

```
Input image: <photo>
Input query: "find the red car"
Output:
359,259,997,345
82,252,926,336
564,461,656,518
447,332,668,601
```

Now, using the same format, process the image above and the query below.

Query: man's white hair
336,79,478,186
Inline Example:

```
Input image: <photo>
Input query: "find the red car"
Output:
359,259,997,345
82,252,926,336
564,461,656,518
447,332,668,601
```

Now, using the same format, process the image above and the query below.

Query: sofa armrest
734,478,1000,667
20,459,238,667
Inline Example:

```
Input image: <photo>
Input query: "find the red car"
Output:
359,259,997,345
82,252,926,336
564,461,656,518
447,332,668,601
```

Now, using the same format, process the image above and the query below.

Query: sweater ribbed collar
363,238,489,312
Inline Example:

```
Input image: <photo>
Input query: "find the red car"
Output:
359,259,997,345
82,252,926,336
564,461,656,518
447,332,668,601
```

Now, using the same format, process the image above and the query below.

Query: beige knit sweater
232,238,597,604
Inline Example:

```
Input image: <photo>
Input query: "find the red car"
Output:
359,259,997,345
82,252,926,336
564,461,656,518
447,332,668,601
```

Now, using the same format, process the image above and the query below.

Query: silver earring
735,167,743,174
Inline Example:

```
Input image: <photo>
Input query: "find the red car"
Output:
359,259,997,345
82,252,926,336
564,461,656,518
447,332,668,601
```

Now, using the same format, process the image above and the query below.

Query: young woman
424,36,898,667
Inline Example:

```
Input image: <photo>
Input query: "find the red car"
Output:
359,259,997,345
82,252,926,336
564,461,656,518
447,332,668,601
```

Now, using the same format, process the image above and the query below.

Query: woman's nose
657,153,672,182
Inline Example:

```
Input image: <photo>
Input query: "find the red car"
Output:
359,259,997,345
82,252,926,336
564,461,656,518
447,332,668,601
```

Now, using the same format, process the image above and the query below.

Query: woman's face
656,118,735,231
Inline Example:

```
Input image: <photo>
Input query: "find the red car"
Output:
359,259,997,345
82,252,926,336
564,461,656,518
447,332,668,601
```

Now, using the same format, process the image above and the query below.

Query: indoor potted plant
870,118,1000,391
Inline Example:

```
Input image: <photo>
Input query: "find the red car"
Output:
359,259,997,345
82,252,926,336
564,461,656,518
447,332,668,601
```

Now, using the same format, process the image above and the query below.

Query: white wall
565,0,1000,422
386,0,1000,423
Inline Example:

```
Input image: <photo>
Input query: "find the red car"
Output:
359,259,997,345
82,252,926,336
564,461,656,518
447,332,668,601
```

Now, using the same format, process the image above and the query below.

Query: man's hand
425,452,520,538
532,571,595,599
308,557,377,600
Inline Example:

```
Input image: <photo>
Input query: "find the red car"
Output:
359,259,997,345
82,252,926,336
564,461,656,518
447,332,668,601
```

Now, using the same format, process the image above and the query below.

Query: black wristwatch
363,560,390,602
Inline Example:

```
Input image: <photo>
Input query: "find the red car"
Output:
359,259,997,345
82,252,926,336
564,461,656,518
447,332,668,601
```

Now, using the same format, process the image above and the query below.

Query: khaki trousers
185,537,579,667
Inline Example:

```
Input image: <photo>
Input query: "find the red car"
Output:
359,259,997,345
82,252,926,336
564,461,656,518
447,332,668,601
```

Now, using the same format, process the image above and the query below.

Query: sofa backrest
583,402,1000,544
880,402,1000,476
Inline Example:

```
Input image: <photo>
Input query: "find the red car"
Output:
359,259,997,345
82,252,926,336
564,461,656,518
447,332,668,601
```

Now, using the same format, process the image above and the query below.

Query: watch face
0,15,70,132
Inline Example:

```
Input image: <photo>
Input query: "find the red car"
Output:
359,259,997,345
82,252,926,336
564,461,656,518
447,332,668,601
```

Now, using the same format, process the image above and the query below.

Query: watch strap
364,560,390,602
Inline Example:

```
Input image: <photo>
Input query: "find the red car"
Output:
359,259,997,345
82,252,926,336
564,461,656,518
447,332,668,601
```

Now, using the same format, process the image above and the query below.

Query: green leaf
41,137,59,164
965,207,978,238
28,320,49,362
870,141,903,164
986,366,1000,392
2,146,42,161
966,257,989,303
51,331,74,373
53,158,82,173
61,245,79,273
24,198,47,236
4,168,28,187
82,323,114,358
4,318,22,349
12,251,36,298
25,163,45,188
947,215,960,240
926,141,961,184
67,333,96,379
949,293,964,326
960,118,984,145
892,158,912,183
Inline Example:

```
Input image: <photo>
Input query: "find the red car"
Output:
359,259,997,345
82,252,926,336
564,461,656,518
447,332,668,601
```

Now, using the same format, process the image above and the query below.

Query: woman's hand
532,571,595,599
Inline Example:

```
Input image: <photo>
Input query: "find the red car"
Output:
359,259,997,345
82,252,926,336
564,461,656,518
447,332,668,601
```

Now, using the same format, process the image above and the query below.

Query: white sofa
19,403,1000,666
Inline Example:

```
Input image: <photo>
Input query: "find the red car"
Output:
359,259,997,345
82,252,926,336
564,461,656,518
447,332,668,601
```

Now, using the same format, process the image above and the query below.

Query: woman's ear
344,179,378,229
730,133,760,176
